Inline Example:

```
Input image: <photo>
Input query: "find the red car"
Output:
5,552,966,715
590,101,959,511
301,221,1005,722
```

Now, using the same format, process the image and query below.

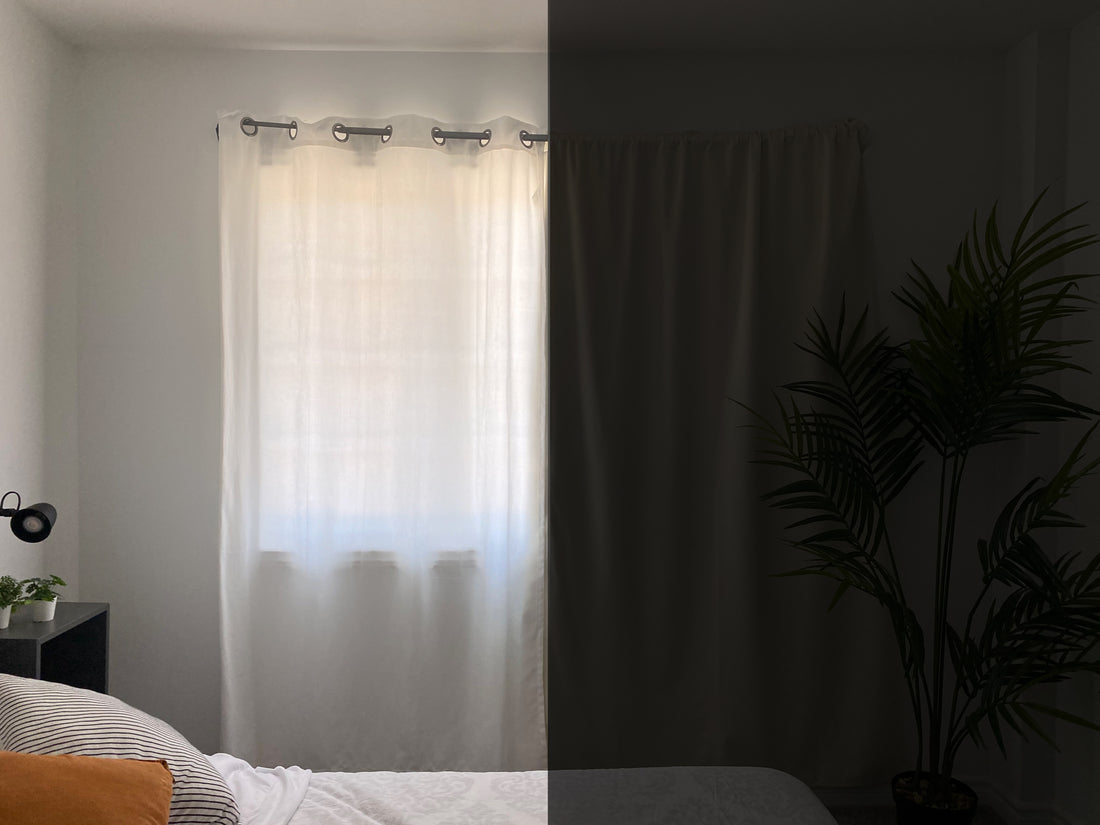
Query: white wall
1057,12,1100,825
0,0,79,589
71,47,546,753
979,19,1100,825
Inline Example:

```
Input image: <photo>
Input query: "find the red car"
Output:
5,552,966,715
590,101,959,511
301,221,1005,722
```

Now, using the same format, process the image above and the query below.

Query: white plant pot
0,604,10,630
31,598,57,622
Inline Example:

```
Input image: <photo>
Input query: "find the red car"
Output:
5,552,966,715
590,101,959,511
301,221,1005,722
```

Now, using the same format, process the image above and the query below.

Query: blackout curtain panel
219,113,547,771
548,120,912,786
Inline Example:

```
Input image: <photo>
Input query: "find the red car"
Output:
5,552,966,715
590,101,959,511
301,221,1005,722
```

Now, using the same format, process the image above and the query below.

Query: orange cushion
0,751,173,825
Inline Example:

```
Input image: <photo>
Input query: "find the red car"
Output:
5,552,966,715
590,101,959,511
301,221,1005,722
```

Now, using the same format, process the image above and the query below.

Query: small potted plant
0,575,22,629
20,574,66,622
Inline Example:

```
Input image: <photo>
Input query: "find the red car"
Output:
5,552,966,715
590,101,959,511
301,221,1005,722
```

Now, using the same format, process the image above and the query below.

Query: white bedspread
207,753,312,825
208,757,837,825
294,770,546,825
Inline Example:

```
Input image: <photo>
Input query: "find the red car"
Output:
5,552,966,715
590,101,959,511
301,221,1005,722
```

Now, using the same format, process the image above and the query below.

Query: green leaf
1021,701,1100,733
828,582,851,612
1010,703,1060,750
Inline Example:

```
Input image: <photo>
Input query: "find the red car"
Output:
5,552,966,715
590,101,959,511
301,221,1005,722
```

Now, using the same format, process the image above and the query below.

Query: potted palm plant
0,575,22,630
741,194,1100,823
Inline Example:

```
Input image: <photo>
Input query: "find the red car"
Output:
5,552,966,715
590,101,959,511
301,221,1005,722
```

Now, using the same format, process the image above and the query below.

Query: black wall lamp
0,491,56,543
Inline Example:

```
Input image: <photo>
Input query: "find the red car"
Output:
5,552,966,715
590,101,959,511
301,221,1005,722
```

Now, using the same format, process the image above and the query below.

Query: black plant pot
892,772,978,825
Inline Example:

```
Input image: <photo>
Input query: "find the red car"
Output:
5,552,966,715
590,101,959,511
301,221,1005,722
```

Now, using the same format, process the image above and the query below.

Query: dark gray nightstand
0,601,109,693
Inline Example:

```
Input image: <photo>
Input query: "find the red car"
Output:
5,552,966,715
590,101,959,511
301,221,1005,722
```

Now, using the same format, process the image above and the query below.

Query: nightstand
0,602,109,693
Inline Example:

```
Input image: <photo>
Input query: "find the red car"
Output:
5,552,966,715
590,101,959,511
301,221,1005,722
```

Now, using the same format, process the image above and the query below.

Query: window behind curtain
253,142,544,566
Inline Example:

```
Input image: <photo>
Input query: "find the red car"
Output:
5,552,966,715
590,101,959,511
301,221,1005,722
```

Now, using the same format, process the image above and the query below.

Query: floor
829,806,1008,825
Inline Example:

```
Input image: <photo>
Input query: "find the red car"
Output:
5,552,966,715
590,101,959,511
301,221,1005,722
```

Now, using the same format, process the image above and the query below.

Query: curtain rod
215,116,548,147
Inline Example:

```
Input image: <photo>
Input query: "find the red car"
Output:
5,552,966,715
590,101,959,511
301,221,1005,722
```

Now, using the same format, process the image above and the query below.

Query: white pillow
0,674,239,825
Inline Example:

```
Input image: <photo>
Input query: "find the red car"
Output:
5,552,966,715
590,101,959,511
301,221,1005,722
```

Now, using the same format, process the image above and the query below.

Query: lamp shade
11,503,56,543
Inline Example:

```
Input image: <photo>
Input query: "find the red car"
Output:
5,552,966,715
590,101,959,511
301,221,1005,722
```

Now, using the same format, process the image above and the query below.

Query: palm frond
978,427,1099,598
893,194,1099,456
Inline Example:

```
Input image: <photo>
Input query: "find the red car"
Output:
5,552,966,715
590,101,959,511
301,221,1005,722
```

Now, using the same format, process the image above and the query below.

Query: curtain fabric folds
547,120,911,786
218,113,547,771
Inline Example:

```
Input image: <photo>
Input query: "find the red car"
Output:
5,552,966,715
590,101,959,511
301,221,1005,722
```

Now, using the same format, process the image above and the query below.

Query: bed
213,753,838,825
0,674,838,825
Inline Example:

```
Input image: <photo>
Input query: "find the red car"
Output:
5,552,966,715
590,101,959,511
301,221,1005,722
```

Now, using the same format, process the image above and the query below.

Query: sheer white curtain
218,113,546,771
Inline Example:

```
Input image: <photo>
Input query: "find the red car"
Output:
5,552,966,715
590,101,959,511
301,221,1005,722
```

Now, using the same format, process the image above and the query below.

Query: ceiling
17,0,1100,52
550,0,1100,52
17,0,546,51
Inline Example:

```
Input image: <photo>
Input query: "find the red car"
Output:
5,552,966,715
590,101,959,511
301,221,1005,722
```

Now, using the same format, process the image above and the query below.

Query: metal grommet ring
478,129,492,147
240,117,259,137
381,124,393,143
332,123,350,143
431,127,446,146
287,120,298,140
519,130,534,148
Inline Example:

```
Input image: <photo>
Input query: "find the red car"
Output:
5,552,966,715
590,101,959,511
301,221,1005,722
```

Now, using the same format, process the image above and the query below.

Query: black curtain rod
215,116,548,147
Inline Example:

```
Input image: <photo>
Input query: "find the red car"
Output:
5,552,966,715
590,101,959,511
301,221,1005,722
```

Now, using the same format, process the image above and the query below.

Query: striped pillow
0,675,239,825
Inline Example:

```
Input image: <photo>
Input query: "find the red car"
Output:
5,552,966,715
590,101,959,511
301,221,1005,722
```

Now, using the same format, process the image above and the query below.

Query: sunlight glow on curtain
218,113,546,771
